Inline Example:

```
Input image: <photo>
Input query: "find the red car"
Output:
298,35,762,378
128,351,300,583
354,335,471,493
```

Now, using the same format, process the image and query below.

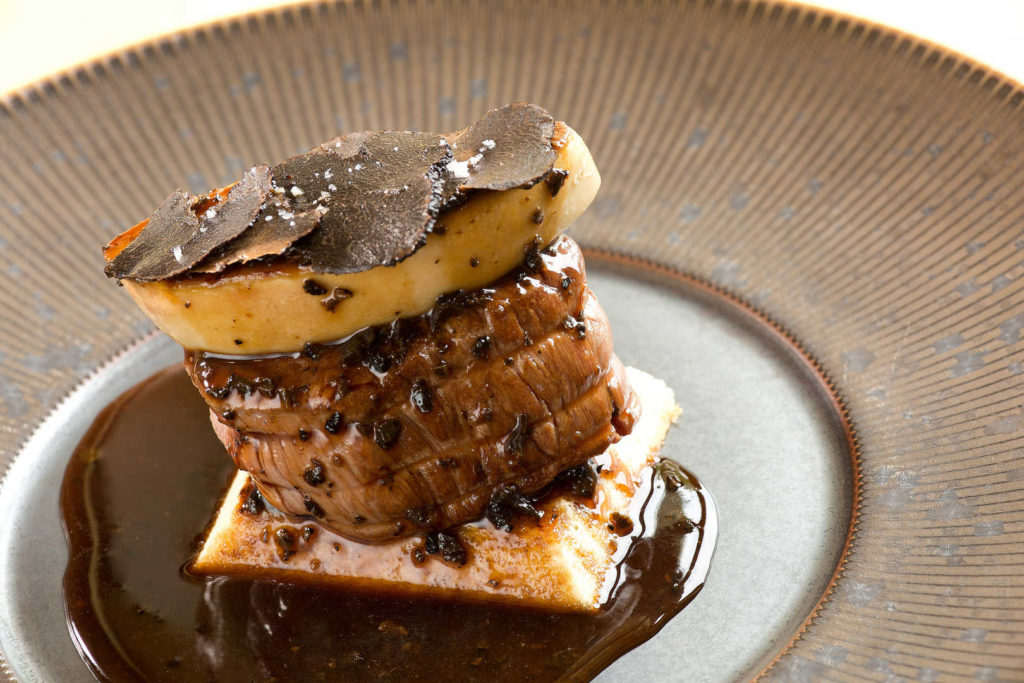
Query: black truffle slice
106,166,273,281
194,198,326,273
107,104,560,281
288,106,555,274
362,131,451,191
271,146,349,206
319,131,369,159
287,131,452,274
104,190,197,281
295,178,438,274
449,102,556,192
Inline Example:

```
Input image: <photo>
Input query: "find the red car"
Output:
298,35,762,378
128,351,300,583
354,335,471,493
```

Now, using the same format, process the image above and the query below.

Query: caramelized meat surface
186,236,638,541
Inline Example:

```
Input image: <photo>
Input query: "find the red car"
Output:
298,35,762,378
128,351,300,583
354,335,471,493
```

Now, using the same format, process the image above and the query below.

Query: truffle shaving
106,166,273,281
195,198,326,274
284,132,452,274
449,103,556,192
107,104,561,281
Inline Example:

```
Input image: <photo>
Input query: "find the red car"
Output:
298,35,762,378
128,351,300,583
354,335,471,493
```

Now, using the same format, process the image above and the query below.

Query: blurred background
1,0,1023,93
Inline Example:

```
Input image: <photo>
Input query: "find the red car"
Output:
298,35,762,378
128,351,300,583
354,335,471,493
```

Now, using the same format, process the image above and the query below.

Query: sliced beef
185,236,638,542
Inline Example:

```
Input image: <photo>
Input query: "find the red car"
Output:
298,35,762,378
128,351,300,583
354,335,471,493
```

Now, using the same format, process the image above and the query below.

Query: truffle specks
374,419,402,450
545,168,569,197
486,484,541,532
423,529,468,566
324,411,343,434
303,459,326,486
410,380,433,413
303,279,327,295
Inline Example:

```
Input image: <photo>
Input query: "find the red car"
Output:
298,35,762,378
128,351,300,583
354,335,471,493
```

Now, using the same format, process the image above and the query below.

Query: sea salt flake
445,158,471,179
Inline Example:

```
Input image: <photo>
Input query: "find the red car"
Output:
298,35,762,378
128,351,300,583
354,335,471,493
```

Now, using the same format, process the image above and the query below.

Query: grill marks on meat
186,236,638,542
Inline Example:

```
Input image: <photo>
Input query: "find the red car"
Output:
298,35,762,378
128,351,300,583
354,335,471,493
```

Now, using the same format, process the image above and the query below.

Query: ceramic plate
0,1,1022,680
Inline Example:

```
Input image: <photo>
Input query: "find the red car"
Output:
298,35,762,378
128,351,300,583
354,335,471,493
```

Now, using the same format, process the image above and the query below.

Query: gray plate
0,260,851,682
6,0,1023,678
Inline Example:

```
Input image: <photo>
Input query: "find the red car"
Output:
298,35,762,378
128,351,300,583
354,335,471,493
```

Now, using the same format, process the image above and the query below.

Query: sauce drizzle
61,367,716,682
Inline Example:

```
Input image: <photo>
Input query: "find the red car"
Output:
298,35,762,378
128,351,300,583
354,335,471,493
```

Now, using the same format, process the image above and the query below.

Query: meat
185,236,638,542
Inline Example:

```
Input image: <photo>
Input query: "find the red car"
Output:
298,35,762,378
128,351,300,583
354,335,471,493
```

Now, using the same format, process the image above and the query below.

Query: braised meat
185,236,638,541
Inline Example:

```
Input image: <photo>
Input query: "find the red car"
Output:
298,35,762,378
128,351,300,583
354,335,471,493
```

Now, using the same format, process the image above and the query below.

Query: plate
0,1,1022,680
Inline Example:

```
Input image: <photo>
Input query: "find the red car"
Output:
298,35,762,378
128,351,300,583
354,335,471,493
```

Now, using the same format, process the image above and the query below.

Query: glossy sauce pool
61,366,716,682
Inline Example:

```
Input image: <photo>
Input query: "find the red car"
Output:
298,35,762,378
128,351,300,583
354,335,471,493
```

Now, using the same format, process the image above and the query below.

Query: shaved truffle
105,191,197,281
286,132,452,274
449,103,556,192
106,104,560,281
106,166,273,281
195,199,326,274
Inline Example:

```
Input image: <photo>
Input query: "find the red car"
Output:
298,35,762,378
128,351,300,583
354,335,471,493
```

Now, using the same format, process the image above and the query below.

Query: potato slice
116,125,599,354
192,368,679,613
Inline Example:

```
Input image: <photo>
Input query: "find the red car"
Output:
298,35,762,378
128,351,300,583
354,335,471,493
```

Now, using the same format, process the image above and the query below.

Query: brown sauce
61,366,716,682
